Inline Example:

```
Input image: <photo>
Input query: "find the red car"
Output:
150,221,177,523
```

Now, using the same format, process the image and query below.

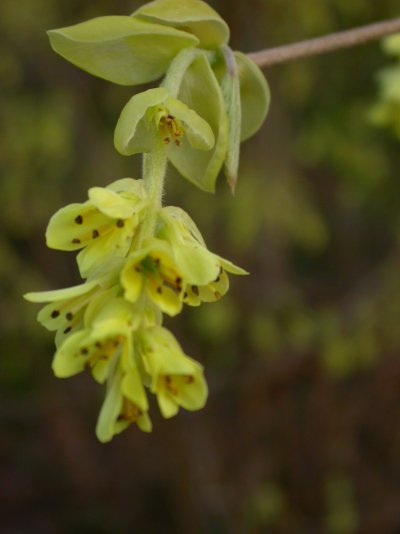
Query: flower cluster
26,180,246,441
26,0,268,442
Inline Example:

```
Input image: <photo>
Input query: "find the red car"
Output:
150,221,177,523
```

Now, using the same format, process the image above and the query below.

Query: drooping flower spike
27,0,269,442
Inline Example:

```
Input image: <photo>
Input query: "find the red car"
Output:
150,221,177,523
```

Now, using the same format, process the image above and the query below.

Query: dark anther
74,215,83,224
184,375,194,384
184,292,188,299
66,312,73,321
167,114,174,120
95,342,103,349
176,277,182,284
214,291,221,299
164,137,170,144
72,238,81,244
64,326,72,334
154,258,160,266
157,286,163,294
116,219,124,228
92,229,99,239
191,285,199,296
80,348,89,355
51,310,60,318
135,266,142,273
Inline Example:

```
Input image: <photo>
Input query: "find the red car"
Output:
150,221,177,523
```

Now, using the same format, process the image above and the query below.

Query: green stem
161,47,200,97
138,144,168,245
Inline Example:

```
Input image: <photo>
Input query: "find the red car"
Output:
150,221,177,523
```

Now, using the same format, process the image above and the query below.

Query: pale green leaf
48,16,199,86
133,0,229,48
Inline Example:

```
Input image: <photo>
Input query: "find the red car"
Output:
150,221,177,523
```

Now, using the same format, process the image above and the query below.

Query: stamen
65,312,73,321
92,229,99,239
214,291,221,299
80,347,89,355
164,137,170,144
51,310,60,318
184,375,194,384
72,238,81,244
116,219,124,228
64,326,72,334
74,215,83,224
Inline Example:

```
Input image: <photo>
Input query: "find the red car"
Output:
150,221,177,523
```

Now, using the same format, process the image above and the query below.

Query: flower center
118,398,143,422
82,335,124,369
157,110,184,147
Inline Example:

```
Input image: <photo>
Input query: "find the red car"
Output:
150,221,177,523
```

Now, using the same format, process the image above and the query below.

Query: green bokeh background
2,0,400,532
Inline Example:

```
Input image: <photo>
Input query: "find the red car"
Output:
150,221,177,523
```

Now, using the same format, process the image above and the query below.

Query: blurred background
2,0,400,532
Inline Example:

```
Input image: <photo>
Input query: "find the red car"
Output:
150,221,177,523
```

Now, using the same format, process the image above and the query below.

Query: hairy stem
248,17,400,68
138,146,167,244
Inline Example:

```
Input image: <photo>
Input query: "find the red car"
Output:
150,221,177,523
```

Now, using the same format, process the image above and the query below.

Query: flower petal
24,279,98,303
165,95,214,150
96,369,125,443
114,87,169,155
52,330,89,378
88,186,144,219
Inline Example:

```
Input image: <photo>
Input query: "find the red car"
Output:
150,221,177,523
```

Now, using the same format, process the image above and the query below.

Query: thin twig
248,18,400,68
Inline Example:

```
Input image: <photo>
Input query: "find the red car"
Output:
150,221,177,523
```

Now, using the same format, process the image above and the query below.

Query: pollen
158,111,184,147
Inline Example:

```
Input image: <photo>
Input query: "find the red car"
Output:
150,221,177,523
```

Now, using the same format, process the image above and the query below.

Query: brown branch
248,18,400,68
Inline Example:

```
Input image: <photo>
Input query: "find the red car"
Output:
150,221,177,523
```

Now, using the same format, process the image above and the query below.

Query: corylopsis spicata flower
114,87,214,156
137,326,208,418
46,178,148,278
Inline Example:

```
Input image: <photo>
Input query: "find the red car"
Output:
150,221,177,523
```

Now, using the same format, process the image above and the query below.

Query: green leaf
234,51,270,141
47,16,199,86
132,0,229,49
168,52,228,192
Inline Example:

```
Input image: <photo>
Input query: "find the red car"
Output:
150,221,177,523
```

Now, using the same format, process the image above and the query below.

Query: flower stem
138,144,168,244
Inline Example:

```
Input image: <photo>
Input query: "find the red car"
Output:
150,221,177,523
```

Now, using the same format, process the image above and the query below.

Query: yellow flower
52,298,143,383
157,205,247,305
121,238,186,316
46,178,148,277
138,326,208,418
